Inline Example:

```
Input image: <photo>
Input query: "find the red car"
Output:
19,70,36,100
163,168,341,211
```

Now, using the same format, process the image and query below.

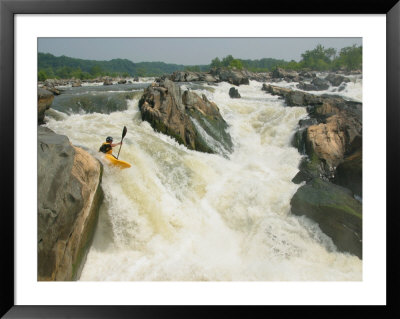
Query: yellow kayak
104,154,131,169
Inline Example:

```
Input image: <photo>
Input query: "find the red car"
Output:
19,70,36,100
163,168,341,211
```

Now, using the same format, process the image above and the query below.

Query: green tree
184,65,201,72
229,59,243,69
221,55,234,67
300,44,334,70
336,45,362,70
90,65,103,77
210,57,222,68
136,68,147,77
38,70,48,81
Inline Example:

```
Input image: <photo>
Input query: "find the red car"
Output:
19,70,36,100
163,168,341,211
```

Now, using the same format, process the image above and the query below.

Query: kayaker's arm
111,141,122,147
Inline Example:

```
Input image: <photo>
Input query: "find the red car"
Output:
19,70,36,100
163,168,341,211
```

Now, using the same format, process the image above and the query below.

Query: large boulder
305,114,362,169
38,88,54,125
290,178,362,259
265,84,362,192
138,79,233,155
38,127,104,281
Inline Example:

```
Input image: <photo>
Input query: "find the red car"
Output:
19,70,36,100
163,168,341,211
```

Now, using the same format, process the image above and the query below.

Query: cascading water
44,79,362,281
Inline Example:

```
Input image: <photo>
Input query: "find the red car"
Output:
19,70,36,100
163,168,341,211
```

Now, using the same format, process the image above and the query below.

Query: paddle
116,126,127,160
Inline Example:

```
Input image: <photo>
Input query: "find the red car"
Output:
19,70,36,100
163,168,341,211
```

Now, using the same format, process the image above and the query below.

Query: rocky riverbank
38,127,104,280
262,84,362,258
37,88,105,280
38,76,139,91
167,67,361,88
167,67,270,86
38,88,55,124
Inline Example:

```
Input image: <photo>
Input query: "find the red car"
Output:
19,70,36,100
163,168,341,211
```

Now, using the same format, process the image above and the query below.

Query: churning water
44,78,362,281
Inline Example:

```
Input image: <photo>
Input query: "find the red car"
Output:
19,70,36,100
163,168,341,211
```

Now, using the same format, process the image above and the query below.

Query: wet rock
337,83,347,92
103,78,113,85
139,79,233,155
169,68,265,86
42,86,61,95
72,80,82,87
229,87,241,98
333,136,362,197
169,71,205,82
325,74,351,87
305,114,361,169
210,67,250,86
297,77,330,91
299,70,316,79
290,178,362,259
118,79,127,84
297,82,318,91
271,67,299,80
265,84,362,194
38,127,103,280
310,77,330,90
38,88,54,125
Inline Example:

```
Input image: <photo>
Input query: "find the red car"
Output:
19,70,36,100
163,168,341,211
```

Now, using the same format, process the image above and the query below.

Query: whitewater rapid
44,79,362,281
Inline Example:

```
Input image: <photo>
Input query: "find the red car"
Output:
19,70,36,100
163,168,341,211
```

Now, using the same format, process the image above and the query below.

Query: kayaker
99,136,122,155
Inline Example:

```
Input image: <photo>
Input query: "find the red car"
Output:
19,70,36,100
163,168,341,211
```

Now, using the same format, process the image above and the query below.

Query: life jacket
99,142,112,154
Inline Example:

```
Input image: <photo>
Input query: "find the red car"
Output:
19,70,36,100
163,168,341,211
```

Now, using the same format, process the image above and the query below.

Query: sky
38,38,362,65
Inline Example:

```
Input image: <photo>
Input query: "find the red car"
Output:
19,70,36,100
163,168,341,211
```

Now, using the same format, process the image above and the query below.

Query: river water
44,76,362,281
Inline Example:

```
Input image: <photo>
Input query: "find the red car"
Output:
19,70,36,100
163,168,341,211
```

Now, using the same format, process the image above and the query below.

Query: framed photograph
1,0,398,317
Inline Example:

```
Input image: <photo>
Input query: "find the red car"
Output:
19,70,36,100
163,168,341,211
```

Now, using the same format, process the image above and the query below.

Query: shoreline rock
38,127,104,280
263,83,363,258
264,84,362,184
290,178,362,259
168,67,268,86
38,88,55,125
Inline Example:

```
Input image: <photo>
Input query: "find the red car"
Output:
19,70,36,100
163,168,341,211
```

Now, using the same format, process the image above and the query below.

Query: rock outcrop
38,127,104,281
263,84,363,258
38,88,55,125
169,67,257,86
139,79,233,155
290,178,362,258
229,87,241,98
168,68,273,86
264,85,362,182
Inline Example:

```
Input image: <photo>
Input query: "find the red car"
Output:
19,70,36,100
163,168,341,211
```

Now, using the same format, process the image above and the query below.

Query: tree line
38,53,201,81
208,44,362,72
38,44,362,81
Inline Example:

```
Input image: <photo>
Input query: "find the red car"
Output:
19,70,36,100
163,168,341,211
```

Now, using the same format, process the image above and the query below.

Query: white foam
45,81,362,281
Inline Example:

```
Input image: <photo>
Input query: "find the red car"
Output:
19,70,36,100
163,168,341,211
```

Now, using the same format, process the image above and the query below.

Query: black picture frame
1,0,399,317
